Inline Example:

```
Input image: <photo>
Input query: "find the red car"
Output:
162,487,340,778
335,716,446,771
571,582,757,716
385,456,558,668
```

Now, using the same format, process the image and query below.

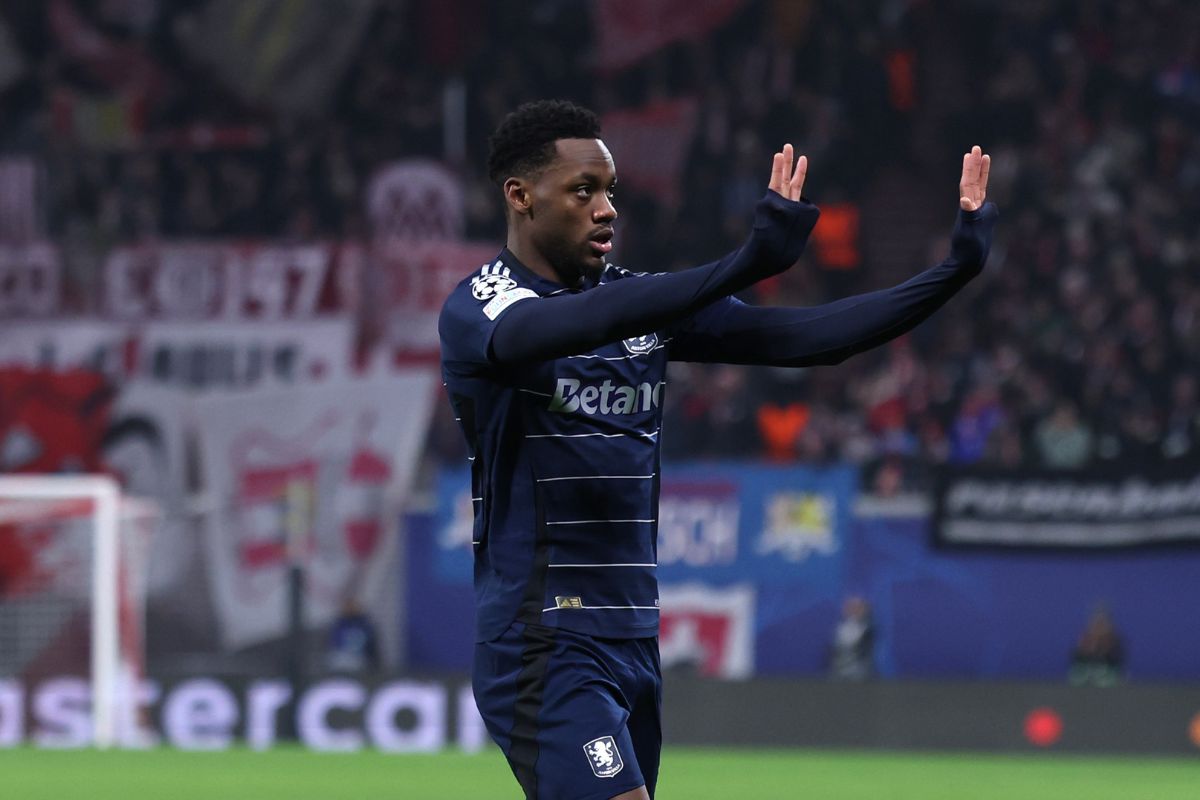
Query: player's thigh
623,673,662,794
622,636,663,798
533,642,649,800
473,624,651,800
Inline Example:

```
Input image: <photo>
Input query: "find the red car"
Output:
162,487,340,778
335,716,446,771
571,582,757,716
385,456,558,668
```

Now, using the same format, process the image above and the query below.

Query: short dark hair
486,100,601,186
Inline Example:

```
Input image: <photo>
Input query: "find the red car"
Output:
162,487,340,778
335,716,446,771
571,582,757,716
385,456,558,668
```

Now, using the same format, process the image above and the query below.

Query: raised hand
768,143,808,202
959,145,991,212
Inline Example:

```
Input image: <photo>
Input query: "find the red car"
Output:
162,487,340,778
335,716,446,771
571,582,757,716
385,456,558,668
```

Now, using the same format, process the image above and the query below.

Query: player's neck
506,233,582,288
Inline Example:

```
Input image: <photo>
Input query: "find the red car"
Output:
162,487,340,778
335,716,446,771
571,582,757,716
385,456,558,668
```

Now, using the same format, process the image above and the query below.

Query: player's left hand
769,143,808,202
959,145,991,212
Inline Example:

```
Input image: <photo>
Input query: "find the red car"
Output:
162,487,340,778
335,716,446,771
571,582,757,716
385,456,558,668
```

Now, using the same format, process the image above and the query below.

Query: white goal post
0,475,150,749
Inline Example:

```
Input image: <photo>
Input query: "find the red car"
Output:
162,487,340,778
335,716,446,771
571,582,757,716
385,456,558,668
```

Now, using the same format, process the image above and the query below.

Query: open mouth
588,229,614,256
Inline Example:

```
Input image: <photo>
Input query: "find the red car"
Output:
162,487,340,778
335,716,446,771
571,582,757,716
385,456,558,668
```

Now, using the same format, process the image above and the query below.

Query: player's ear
503,178,533,217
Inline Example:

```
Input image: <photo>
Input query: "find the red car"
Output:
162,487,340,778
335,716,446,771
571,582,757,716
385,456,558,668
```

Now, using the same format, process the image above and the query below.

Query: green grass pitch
2,746,1198,799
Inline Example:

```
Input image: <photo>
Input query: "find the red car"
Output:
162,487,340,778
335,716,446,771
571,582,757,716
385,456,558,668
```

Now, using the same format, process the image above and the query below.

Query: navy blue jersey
440,252,675,640
439,197,996,643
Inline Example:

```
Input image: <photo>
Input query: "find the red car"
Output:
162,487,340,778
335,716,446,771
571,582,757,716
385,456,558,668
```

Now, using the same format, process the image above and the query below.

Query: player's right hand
959,145,991,212
768,143,808,202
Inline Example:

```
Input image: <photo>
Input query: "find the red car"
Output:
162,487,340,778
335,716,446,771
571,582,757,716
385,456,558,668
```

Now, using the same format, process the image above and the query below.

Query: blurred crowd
4,0,1200,484
648,0,1200,489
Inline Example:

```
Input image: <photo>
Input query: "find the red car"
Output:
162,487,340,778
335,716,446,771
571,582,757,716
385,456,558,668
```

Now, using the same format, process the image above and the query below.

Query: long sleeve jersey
439,192,998,641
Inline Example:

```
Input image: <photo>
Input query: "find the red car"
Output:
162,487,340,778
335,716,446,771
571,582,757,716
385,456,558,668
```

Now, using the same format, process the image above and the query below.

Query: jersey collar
500,247,602,295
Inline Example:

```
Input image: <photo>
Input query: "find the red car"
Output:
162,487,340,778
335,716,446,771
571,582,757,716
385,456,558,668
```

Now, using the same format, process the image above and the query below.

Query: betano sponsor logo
548,378,662,415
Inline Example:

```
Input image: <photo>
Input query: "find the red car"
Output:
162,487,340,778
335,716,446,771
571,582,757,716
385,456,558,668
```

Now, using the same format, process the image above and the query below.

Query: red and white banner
4,232,504,347
0,321,113,369
372,240,498,357
601,98,700,208
102,384,195,599
194,370,437,649
0,319,353,391
103,242,361,321
120,320,354,388
0,367,112,475
658,582,755,678
2,239,363,320
593,0,748,71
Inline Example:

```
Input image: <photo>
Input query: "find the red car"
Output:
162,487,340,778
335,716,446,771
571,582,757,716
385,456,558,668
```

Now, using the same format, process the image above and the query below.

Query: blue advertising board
850,514,1200,680
410,463,858,673
405,464,1200,680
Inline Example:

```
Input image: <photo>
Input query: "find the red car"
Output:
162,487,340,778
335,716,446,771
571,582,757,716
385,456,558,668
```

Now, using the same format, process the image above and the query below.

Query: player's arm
486,147,818,365
671,147,997,366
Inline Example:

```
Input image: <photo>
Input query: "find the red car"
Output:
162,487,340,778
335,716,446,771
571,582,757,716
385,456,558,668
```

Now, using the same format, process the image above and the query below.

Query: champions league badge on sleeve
621,333,659,356
471,273,517,300
583,735,624,778
471,262,516,300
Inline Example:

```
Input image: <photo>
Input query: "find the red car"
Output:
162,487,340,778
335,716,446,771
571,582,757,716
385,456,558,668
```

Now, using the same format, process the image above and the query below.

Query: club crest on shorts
622,333,658,356
583,735,624,778
471,273,517,301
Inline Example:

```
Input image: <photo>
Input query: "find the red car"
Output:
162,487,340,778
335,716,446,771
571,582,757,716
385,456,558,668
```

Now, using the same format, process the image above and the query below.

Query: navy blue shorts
473,622,662,800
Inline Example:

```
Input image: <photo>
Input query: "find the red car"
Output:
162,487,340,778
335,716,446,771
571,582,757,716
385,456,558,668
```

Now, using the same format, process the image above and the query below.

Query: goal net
0,475,155,748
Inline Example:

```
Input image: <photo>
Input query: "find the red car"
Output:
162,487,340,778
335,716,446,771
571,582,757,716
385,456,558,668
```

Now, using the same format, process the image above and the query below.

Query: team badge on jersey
471,262,516,300
621,333,659,356
583,735,624,778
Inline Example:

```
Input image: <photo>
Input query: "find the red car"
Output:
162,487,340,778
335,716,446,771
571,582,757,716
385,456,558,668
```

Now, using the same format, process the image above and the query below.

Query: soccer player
439,100,996,800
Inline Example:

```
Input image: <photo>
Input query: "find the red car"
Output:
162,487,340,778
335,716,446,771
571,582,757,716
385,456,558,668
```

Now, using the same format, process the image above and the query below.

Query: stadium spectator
325,597,381,674
1034,401,1094,469
1162,375,1200,461
829,595,875,681
1069,605,1125,687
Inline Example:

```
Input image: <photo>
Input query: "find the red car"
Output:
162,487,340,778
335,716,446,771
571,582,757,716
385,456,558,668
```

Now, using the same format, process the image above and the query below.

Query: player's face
527,138,618,284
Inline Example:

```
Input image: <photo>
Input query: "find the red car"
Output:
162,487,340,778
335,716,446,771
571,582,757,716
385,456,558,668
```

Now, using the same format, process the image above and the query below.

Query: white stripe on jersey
547,563,657,568
567,342,672,361
564,345,672,359
518,388,553,398
524,431,659,439
602,264,664,279
535,475,655,482
545,519,655,525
